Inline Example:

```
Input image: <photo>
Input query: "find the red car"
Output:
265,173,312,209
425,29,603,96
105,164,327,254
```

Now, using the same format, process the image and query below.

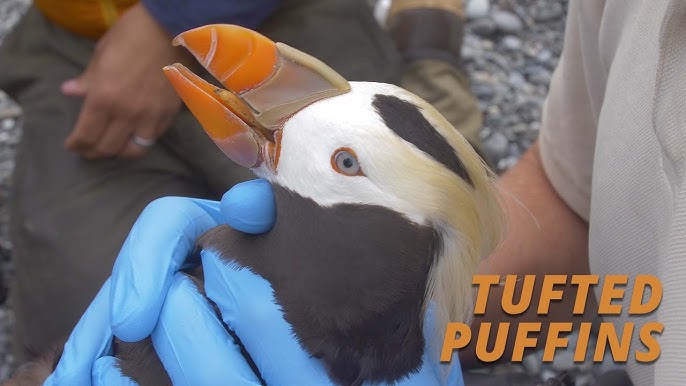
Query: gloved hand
44,179,463,386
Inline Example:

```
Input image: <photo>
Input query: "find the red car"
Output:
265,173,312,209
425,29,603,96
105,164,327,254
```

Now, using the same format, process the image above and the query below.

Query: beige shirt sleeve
538,0,608,221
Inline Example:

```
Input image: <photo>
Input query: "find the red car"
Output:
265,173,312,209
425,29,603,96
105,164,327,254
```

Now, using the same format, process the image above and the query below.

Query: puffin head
164,25,503,368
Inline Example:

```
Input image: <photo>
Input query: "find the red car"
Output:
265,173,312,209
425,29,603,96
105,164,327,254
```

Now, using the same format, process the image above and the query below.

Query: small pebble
575,373,595,386
551,350,578,371
508,71,527,88
536,49,554,64
483,132,509,160
541,369,559,382
502,35,523,50
1,119,14,131
528,69,553,85
0,106,22,120
472,84,495,99
522,353,542,375
510,123,530,135
470,17,497,37
492,10,524,33
534,3,565,22
466,0,490,19
497,155,519,171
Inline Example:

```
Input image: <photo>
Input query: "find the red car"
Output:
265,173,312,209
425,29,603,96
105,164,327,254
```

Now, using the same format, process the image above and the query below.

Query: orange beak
163,24,351,170
163,25,276,169
163,63,265,168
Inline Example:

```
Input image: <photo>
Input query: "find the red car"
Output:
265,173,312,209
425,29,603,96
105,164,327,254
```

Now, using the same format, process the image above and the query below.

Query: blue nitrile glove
45,178,464,385
109,178,276,343
44,179,275,385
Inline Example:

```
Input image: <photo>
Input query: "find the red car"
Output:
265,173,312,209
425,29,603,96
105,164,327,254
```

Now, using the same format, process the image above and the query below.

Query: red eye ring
331,147,364,176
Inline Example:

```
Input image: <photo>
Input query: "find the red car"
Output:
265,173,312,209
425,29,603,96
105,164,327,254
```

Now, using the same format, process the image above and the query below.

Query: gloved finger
111,178,276,342
44,279,114,386
110,196,224,341
201,250,335,386
151,272,262,386
220,179,276,234
91,356,139,386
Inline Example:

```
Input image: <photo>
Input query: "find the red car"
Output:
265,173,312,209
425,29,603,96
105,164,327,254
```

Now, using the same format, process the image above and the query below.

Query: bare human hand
62,3,190,159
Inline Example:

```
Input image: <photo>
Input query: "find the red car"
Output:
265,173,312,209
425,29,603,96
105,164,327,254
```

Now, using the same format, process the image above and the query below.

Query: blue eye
332,148,361,176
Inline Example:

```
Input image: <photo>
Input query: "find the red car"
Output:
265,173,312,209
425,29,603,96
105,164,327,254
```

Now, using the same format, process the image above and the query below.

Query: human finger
220,179,276,234
150,272,262,386
90,118,141,158
44,279,115,386
64,97,109,156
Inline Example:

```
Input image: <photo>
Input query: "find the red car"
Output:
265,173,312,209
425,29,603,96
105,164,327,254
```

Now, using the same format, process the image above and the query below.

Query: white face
253,82,435,225
250,81,501,336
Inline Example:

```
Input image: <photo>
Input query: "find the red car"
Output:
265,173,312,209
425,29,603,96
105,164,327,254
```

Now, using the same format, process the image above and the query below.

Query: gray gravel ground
463,0,567,171
0,0,28,379
0,88,19,380
0,1,617,385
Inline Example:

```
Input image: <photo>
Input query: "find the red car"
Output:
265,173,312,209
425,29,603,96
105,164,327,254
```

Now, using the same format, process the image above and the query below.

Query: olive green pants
0,0,481,361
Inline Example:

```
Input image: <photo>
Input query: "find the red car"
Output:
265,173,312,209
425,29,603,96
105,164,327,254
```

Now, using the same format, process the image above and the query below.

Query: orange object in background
34,0,138,39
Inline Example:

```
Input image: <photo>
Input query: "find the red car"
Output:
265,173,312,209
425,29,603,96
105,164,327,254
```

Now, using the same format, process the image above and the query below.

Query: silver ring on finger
132,135,156,147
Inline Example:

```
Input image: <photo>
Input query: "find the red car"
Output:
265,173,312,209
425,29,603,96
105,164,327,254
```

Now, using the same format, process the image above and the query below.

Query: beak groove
163,24,351,170
163,63,262,168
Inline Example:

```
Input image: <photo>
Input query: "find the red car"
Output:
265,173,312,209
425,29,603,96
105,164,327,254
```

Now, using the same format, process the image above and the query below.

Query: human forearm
486,141,589,275
461,141,595,366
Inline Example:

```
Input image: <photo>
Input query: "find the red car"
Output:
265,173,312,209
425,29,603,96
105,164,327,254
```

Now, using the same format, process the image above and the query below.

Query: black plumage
199,184,440,385
372,94,474,187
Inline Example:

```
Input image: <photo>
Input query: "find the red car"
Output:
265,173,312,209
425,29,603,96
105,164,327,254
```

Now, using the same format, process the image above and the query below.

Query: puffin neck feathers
199,184,441,385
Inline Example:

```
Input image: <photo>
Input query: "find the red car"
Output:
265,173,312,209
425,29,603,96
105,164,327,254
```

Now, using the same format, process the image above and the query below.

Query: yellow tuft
365,88,505,374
